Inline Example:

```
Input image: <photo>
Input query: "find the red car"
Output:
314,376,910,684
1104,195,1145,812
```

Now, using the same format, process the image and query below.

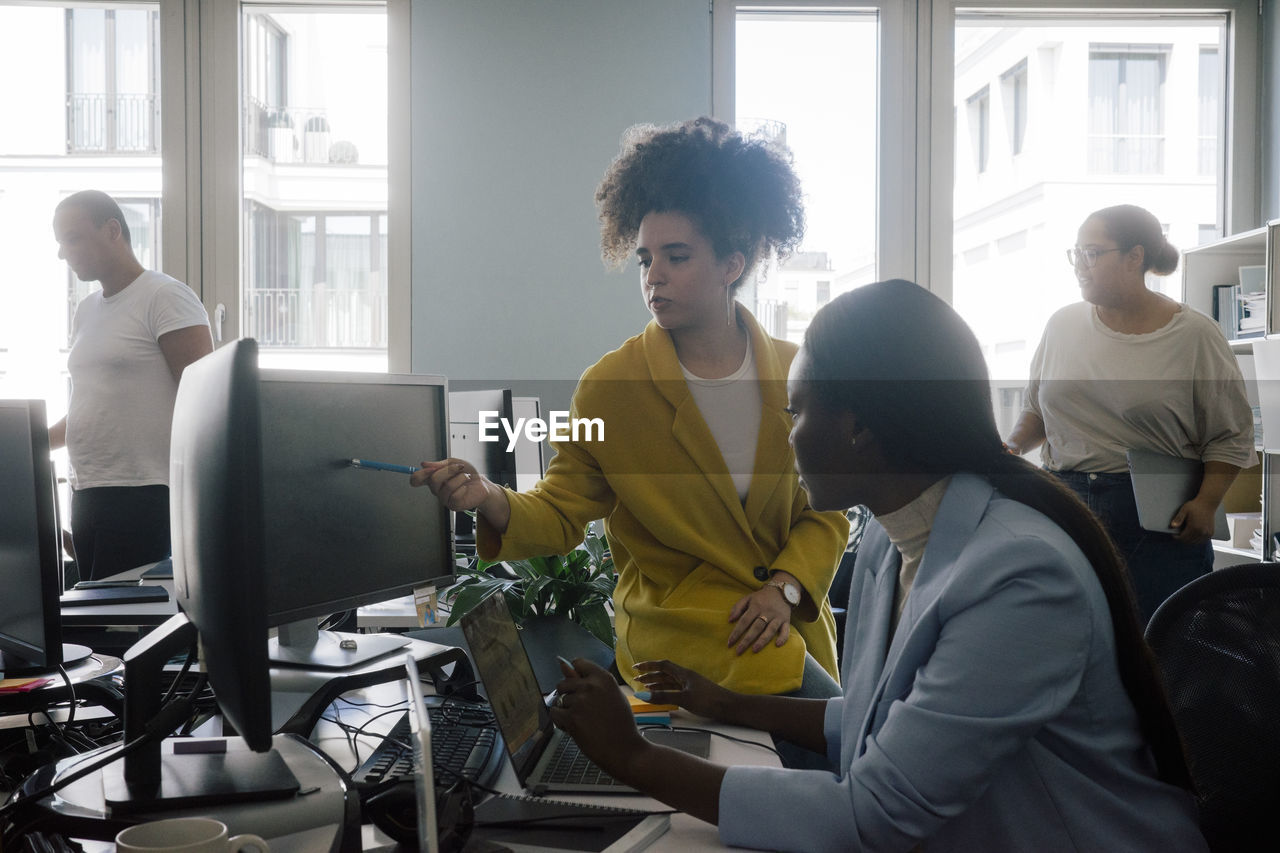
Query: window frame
199,0,408,368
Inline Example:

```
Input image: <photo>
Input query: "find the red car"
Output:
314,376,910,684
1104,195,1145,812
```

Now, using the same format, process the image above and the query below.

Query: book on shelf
1211,282,1265,340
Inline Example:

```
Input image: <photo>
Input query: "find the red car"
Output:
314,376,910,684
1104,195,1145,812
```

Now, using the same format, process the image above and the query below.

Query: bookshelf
1181,221,1278,564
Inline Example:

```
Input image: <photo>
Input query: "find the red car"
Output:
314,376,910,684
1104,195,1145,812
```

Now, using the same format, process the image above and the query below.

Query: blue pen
349,458,419,475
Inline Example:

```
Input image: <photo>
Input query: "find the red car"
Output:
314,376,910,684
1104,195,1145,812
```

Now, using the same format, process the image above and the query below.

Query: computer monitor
448,389,515,547
169,340,273,748
101,339,299,812
0,399,88,674
258,367,453,668
448,389,517,489
510,396,546,492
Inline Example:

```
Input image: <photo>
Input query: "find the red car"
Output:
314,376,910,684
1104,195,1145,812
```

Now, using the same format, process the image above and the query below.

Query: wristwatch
766,579,801,607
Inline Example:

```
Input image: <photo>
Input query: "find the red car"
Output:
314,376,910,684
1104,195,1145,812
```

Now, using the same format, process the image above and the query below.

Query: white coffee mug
115,816,269,853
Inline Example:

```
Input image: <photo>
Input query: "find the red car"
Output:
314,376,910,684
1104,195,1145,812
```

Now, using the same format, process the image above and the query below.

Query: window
66,7,159,154
1198,46,1219,176
731,5,879,342
243,13,288,160
1088,46,1169,174
244,205,386,348
1002,60,1028,156
968,86,990,172
240,6,390,370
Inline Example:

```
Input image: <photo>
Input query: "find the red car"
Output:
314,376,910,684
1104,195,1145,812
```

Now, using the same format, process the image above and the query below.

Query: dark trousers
70,485,171,581
1052,471,1211,624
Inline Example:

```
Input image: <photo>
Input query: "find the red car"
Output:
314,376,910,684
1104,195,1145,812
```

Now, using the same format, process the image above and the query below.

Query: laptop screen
460,593,555,782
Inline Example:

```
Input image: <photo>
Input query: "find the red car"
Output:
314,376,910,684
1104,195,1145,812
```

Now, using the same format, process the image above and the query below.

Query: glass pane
735,8,878,344
0,3,162,420
241,4,389,371
950,15,1226,436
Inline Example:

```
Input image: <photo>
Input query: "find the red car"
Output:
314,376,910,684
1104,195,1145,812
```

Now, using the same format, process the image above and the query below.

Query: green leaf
505,559,544,582
587,575,617,598
444,580,509,626
582,530,607,565
577,603,615,647
523,574,553,614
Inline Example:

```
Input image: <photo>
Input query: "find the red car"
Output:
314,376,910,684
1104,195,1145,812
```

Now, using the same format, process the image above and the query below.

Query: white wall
409,0,712,414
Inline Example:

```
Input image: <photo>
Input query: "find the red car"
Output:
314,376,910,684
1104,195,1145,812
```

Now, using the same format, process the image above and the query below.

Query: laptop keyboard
541,736,628,787
352,697,504,789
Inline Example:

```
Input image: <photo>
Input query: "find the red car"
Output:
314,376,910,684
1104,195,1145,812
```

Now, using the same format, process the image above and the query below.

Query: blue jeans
1052,471,1211,624
773,652,841,771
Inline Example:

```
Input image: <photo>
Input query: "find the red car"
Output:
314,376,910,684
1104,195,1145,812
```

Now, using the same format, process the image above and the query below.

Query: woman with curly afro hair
414,117,849,767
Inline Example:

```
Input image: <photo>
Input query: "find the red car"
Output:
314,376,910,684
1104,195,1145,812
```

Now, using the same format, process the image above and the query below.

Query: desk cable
1,678,202,844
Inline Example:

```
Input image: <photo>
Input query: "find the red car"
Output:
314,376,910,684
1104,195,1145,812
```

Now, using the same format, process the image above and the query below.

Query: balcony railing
244,96,335,163
246,285,386,349
755,298,789,340
67,92,158,154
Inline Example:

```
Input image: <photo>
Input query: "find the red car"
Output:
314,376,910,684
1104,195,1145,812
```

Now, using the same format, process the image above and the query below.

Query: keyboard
351,697,504,790
541,735,627,788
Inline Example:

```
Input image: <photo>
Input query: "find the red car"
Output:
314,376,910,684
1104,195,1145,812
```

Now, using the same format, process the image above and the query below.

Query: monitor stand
16,733,356,845
0,643,93,676
269,618,409,669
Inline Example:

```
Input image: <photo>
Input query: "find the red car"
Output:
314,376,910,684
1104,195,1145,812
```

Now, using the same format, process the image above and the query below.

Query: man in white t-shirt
48,190,213,580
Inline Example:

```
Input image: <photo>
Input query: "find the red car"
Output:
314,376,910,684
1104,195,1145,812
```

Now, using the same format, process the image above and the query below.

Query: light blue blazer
720,473,1206,852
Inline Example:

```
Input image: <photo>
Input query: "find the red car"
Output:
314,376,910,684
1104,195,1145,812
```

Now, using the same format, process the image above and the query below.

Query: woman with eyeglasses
1004,204,1254,621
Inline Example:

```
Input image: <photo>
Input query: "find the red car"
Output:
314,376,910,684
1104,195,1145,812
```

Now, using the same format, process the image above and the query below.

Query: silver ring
553,694,566,709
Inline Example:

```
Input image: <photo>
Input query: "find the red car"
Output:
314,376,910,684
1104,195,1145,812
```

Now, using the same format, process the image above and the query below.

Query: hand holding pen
348,458,419,475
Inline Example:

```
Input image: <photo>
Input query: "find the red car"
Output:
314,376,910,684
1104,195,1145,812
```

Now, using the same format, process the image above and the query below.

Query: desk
59,563,177,629
315,682,781,852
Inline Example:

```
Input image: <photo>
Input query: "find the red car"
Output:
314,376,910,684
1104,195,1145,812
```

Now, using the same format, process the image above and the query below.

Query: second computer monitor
258,369,453,667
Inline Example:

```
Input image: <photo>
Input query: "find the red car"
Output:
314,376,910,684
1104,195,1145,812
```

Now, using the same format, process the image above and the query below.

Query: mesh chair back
1145,562,1280,851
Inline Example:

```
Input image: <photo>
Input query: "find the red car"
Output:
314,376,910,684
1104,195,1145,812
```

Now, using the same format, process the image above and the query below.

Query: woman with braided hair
548,279,1205,852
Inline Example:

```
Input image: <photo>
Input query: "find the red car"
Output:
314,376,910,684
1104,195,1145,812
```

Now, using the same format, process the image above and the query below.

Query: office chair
1144,562,1280,852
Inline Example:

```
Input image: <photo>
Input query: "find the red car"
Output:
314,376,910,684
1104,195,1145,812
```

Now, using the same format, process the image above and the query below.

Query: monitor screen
259,369,452,629
0,400,64,674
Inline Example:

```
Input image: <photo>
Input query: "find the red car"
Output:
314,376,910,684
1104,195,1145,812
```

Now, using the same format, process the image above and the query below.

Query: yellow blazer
478,308,848,694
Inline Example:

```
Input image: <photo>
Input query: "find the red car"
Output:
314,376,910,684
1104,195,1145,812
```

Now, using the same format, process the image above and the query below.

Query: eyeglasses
1066,246,1123,268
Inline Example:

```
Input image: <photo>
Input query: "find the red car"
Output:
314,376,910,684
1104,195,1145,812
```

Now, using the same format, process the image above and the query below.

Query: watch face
783,583,801,606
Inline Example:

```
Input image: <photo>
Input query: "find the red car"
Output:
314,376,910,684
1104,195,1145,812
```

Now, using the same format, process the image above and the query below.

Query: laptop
460,593,639,795
403,655,440,853
1126,449,1230,540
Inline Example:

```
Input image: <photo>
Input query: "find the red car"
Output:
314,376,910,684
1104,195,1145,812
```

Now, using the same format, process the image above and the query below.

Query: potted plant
444,524,616,647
